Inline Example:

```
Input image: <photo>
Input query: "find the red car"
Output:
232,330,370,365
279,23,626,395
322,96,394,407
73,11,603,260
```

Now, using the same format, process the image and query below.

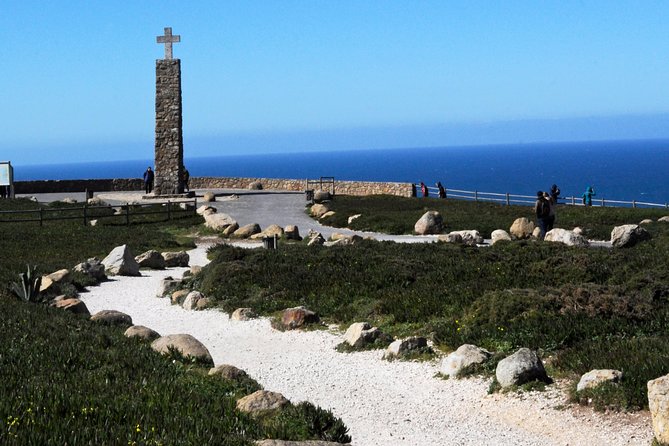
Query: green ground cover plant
320,194,669,240
195,213,669,410
0,198,350,444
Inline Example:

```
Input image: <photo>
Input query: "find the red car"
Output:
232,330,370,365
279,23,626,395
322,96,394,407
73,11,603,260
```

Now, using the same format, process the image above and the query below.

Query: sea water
13,139,669,205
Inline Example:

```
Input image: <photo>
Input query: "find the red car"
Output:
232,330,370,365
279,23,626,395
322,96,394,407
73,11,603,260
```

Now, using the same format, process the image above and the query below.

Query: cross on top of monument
157,27,180,60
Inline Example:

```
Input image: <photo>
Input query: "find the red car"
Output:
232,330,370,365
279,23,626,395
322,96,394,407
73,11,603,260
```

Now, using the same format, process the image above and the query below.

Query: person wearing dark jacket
143,167,154,194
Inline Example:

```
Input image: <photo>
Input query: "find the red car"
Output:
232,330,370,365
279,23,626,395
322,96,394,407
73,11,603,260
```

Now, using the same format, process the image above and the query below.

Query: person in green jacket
582,185,595,206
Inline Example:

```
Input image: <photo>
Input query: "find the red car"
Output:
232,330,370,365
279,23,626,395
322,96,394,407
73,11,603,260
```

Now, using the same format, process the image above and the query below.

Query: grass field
0,198,350,445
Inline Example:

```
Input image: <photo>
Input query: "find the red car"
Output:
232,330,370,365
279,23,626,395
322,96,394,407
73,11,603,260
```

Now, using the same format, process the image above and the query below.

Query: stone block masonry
15,177,413,197
154,59,183,195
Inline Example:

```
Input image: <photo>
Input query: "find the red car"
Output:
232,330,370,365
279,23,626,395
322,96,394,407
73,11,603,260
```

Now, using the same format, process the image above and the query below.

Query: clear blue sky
2,1,669,165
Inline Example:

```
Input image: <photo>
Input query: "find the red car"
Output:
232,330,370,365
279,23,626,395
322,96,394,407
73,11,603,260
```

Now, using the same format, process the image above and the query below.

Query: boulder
162,251,189,267
310,204,330,218
157,276,182,297
648,373,669,444
384,337,428,359
236,390,289,414
348,214,361,225
151,334,213,366
47,269,70,283
39,276,54,292
495,348,550,388
248,181,263,190
231,307,257,321
195,297,211,310
209,364,249,380
183,291,204,310
440,344,492,378
611,224,651,248
544,228,589,247
280,306,320,330
204,212,236,231
532,227,542,239
233,223,262,239
307,233,325,246
491,229,512,245
196,205,216,216
101,245,141,276
438,233,463,244
640,219,654,225
343,322,381,348
53,298,90,316
449,230,483,246
222,222,240,236
202,191,216,202
124,325,160,341
510,218,535,239
171,289,190,305
313,190,331,203
73,258,107,282
251,224,284,240
90,310,133,326
414,211,443,235
577,369,623,392
135,250,166,269
284,225,302,241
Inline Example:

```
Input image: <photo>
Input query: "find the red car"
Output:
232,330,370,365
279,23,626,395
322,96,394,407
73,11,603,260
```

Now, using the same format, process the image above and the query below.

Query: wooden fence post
571,196,575,206
39,208,43,227
506,193,510,206
125,204,130,226
167,200,171,221
83,204,88,226
633,200,636,208
602,198,606,207
474,191,478,202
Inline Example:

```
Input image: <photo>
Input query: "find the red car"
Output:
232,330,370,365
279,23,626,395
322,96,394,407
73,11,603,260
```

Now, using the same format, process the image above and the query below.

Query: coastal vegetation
0,198,349,445
193,195,669,411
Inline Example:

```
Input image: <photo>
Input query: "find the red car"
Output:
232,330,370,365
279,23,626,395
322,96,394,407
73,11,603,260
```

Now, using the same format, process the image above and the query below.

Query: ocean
13,139,669,205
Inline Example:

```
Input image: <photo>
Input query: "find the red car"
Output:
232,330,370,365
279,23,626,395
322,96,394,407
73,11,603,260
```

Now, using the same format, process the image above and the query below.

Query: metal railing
306,177,335,196
0,199,198,226
419,185,669,209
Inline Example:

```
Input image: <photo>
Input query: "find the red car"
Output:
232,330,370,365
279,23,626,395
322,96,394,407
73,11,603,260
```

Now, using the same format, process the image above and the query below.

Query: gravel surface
79,244,651,446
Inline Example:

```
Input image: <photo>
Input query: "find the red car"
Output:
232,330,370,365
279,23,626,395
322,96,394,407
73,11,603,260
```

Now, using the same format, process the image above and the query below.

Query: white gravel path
79,244,652,446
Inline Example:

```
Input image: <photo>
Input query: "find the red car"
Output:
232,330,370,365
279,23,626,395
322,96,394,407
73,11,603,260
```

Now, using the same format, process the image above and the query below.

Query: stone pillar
154,59,183,195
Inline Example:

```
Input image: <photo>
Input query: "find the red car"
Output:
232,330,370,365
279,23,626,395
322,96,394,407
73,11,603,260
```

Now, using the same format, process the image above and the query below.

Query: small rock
491,229,512,244
348,214,361,225
284,225,301,241
157,276,182,297
236,390,289,414
280,306,319,330
577,369,623,392
183,291,204,310
384,337,428,359
313,190,332,203
135,250,166,269
414,211,443,235
310,204,330,218
307,233,325,246
573,227,584,235
611,224,651,248
195,297,210,310
162,251,189,267
648,373,669,444
248,181,263,190
510,218,535,239
640,219,654,225
233,223,262,239
47,269,70,283
449,230,484,246
344,322,381,348
124,325,160,341
101,245,141,276
658,216,669,223
231,308,257,321
209,364,249,380
53,298,90,316
197,205,216,215
495,348,550,388
151,334,213,366
90,310,132,326
222,222,240,236
440,344,492,377
202,192,216,202
73,258,107,282
438,233,463,244
171,289,190,305
204,212,236,231
544,228,589,247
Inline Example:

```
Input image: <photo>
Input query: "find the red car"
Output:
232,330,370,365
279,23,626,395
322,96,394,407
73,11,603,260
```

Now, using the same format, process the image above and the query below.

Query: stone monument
153,27,184,195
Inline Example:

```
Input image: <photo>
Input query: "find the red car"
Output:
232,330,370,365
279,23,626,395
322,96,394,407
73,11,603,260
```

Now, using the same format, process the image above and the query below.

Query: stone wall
154,59,183,195
15,177,412,197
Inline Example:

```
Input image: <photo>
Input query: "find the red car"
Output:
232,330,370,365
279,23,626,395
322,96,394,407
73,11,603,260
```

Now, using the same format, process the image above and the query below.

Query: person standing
550,184,560,204
420,182,428,198
182,168,190,192
544,192,556,232
143,167,154,194
436,181,446,199
535,191,550,240
582,185,595,206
